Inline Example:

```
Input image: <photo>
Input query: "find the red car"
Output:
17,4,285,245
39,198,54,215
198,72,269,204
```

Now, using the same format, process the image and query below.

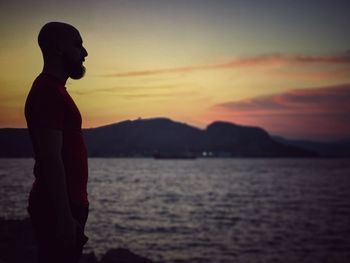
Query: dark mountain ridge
272,136,350,157
0,117,318,157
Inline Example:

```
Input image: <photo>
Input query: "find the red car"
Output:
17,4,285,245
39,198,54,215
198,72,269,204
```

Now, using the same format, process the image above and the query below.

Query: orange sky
1,0,350,141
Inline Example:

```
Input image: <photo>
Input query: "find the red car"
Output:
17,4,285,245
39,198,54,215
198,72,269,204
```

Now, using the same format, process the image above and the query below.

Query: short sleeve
25,87,65,130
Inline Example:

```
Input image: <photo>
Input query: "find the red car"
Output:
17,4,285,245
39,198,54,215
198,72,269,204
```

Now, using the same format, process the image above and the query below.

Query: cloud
70,84,181,95
71,84,198,100
214,84,350,113
272,67,350,81
102,52,350,77
210,83,350,140
117,90,197,100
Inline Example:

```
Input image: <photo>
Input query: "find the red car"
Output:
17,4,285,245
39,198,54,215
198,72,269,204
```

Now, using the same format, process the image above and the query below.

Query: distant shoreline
1,156,349,159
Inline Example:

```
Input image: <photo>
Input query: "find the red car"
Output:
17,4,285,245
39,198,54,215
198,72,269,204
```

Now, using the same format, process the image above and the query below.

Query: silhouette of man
24,22,89,263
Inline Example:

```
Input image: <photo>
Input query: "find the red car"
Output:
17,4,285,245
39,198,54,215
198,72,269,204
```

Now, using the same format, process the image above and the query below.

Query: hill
0,117,316,158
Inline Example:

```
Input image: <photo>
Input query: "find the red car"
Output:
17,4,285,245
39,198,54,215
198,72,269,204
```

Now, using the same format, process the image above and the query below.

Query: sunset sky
1,0,349,141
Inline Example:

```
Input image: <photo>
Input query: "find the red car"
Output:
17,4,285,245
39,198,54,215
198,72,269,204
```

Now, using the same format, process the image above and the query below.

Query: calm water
1,158,350,263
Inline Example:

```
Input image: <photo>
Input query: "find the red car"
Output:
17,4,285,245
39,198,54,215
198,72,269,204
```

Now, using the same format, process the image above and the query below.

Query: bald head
38,22,80,54
38,22,88,80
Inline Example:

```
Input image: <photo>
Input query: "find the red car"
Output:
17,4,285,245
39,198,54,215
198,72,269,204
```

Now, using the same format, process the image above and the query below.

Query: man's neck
42,65,68,85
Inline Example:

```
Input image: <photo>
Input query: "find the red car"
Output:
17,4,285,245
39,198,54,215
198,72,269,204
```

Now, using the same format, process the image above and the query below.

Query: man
24,22,89,263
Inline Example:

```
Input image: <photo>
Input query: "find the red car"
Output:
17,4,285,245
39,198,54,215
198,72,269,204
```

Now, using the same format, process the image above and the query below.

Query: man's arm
31,128,76,246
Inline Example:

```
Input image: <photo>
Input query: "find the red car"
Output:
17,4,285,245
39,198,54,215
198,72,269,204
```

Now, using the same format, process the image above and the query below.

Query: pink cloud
210,84,350,140
272,67,350,81
103,53,350,77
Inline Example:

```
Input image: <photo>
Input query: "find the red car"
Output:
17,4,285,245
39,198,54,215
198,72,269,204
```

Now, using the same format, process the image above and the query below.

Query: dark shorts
27,193,89,263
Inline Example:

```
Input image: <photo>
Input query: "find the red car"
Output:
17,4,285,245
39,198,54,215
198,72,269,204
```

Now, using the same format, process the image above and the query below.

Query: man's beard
63,54,86,80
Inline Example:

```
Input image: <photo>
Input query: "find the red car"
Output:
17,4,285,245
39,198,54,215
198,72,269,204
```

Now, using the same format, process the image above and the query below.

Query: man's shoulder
28,75,65,102
25,75,66,114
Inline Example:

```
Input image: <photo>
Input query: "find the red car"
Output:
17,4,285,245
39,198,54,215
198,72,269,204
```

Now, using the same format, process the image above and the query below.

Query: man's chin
69,65,86,80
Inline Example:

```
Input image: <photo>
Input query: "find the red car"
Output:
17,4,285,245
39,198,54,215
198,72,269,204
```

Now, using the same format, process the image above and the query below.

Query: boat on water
153,153,197,159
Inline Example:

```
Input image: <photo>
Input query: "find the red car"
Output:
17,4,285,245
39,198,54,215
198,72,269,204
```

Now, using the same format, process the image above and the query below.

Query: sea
1,158,350,263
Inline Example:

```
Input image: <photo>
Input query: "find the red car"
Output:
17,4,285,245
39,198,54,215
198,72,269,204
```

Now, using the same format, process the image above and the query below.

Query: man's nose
83,47,88,58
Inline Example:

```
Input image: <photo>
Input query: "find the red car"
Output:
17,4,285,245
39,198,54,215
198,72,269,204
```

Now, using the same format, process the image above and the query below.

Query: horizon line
1,117,349,143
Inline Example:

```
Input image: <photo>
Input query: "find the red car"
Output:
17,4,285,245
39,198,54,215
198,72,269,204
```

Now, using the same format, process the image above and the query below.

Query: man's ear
53,43,64,56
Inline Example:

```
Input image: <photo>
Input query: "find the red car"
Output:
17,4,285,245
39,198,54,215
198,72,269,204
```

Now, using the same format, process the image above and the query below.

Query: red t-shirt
25,73,89,207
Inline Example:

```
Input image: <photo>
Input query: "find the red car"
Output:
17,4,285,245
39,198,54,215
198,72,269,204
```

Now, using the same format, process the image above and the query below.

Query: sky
0,0,349,141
